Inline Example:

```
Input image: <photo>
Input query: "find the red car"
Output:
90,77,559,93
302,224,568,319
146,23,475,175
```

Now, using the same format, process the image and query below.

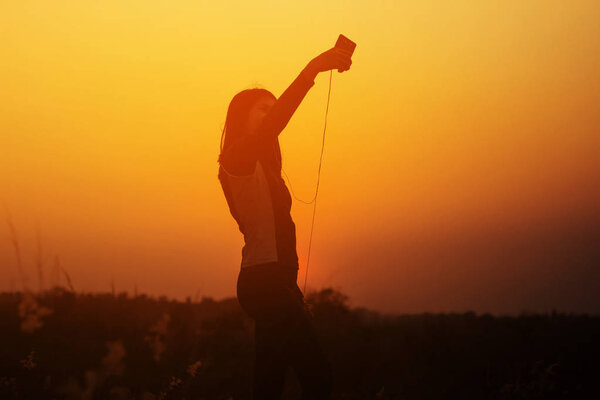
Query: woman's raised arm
221,49,351,165
251,62,317,142
220,62,318,168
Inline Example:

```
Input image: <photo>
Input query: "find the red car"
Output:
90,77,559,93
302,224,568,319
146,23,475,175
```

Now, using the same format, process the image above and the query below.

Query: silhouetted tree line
1,286,599,399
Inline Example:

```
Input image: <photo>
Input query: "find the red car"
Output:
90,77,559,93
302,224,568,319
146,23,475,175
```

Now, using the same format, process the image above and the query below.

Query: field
1,286,599,399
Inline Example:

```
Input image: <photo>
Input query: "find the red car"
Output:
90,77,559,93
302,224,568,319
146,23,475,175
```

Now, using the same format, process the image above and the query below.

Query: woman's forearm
302,60,319,83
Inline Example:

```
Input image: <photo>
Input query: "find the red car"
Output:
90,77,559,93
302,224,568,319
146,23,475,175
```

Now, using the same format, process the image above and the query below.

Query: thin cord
282,69,333,295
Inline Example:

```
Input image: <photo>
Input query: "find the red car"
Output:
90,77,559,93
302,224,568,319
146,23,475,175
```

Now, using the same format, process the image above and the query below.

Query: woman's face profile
245,96,276,135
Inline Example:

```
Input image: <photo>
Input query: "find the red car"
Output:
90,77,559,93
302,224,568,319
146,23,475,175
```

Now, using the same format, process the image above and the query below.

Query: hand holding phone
310,35,356,74
334,34,356,72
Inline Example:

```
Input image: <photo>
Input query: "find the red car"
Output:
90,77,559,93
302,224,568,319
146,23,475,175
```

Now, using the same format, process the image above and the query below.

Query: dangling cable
282,69,333,295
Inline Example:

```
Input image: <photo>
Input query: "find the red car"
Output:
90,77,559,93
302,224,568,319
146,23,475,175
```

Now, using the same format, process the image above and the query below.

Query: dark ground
1,286,599,399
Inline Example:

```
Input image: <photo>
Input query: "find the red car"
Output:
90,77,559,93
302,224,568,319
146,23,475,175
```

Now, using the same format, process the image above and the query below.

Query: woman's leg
284,286,333,400
237,264,292,399
252,317,288,399
237,264,332,399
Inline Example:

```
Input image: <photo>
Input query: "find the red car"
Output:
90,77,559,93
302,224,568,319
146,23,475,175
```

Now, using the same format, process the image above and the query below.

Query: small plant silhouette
18,290,53,333
101,339,127,376
145,312,171,363
186,360,203,377
19,350,36,370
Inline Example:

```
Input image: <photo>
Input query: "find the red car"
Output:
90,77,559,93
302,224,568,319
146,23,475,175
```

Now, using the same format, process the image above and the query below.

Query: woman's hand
309,46,353,74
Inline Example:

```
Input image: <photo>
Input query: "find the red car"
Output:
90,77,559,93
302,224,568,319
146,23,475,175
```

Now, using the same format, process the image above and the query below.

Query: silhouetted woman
217,46,352,399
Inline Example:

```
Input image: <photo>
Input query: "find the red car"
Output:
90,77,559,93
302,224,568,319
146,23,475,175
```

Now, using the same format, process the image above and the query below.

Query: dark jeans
236,262,333,400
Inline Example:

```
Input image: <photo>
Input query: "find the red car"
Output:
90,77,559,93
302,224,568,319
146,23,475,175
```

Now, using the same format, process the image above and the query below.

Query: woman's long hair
218,88,276,165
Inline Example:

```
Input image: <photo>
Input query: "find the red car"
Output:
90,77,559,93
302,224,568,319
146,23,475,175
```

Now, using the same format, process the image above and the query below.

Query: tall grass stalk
35,220,45,293
5,207,28,292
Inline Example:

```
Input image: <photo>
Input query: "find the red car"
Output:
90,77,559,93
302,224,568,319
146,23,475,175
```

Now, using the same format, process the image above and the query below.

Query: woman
217,45,352,399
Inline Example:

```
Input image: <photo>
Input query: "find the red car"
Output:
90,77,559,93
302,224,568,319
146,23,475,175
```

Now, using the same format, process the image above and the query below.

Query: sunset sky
1,1,599,315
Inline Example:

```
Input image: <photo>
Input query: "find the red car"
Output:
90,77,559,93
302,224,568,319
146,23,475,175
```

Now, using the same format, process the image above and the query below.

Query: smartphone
335,34,356,72
335,34,356,55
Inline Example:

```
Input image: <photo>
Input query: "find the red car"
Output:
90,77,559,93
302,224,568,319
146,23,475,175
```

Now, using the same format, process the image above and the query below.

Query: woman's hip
236,262,304,320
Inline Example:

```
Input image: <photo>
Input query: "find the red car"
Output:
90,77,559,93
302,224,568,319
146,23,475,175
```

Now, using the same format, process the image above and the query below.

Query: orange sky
2,1,599,314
